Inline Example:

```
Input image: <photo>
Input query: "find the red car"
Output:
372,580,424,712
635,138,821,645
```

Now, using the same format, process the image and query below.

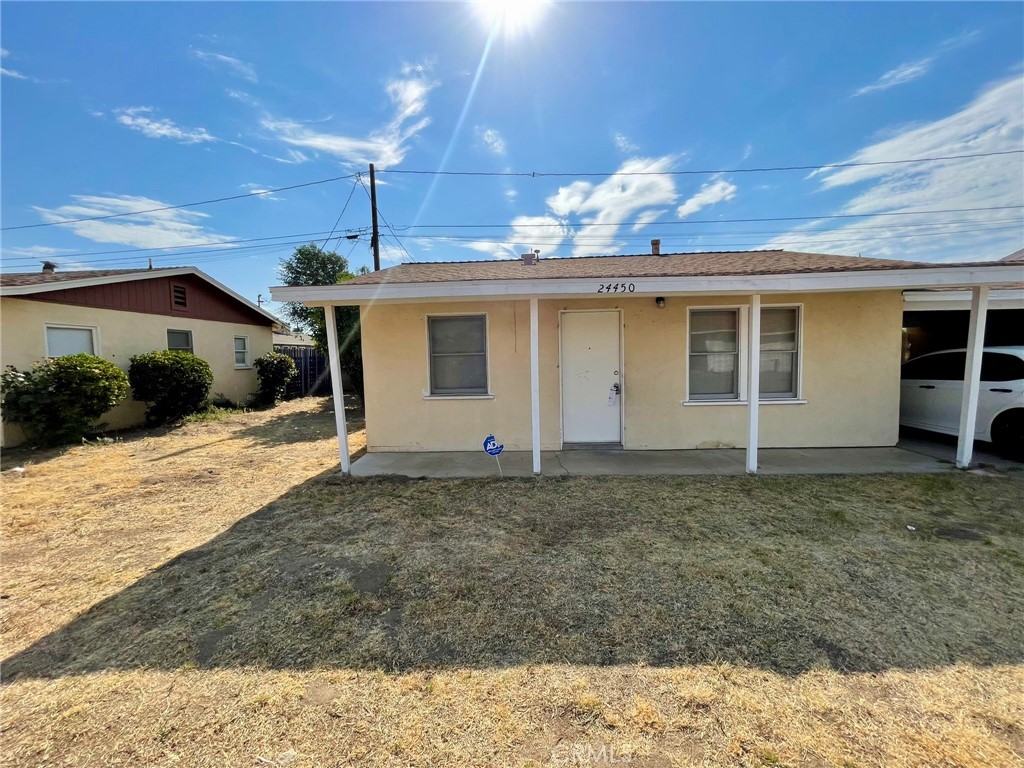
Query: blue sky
2,2,1022,318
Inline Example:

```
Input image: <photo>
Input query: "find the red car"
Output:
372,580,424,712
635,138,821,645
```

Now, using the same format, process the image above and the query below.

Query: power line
6,149,1020,233
379,150,1024,178
1,173,360,232
319,176,361,252
3,216,1018,269
408,223,1024,243
357,175,416,263
396,205,1024,230
0,227,369,263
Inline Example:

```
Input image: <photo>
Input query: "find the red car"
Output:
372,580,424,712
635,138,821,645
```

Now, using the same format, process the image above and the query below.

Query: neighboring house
272,245,1024,474
273,329,316,348
1,264,279,446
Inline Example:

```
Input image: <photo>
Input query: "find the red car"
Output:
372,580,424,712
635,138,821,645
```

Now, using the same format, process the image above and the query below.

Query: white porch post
746,294,761,474
323,304,351,475
530,298,541,475
956,286,989,469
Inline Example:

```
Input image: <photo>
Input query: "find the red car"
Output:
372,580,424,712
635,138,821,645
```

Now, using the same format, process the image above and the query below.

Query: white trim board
903,288,1024,311
271,263,1024,306
2,267,282,325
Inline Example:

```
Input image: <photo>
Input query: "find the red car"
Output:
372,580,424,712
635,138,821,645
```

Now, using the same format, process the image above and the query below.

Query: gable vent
172,284,188,308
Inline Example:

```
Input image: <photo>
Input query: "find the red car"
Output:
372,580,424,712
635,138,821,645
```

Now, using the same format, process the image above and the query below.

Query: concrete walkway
349,446,949,478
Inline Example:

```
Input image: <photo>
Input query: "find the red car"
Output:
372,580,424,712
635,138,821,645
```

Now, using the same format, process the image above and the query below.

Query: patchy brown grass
2,401,1023,767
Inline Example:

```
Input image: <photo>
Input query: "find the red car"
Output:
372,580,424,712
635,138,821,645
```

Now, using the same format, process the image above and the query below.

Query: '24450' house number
596,282,636,293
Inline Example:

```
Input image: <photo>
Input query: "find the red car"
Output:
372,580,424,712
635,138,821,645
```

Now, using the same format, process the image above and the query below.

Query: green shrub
129,351,214,424
253,352,297,405
1,354,129,446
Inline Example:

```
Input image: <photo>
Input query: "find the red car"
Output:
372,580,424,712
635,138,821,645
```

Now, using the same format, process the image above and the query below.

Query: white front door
561,311,622,444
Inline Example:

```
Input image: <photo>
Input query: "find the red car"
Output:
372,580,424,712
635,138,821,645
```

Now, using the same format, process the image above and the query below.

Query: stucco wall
1,297,273,446
359,290,904,452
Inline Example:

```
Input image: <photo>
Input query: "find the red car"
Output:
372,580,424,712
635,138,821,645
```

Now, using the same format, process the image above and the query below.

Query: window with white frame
428,315,488,395
688,309,740,400
687,305,801,402
167,329,194,354
234,336,249,367
45,325,96,357
759,307,799,399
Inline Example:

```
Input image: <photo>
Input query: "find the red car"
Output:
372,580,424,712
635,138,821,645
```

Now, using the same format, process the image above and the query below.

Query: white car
900,346,1024,455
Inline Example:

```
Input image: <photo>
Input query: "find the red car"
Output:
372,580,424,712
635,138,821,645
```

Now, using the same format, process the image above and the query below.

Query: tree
279,243,369,402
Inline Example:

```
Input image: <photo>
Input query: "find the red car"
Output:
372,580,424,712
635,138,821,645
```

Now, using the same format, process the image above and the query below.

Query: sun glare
473,0,549,35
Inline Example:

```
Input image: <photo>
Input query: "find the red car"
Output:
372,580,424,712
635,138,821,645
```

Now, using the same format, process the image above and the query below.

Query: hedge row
1,350,294,447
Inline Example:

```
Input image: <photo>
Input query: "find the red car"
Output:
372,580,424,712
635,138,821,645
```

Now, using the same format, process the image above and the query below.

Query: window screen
689,310,739,399
234,336,249,367
46,326,95,357
759,307,799,398
167,330,194,354
428,316,488,395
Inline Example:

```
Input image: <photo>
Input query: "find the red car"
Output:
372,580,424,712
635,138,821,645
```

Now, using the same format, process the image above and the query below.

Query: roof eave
2,267,282,325
270,263,1024,306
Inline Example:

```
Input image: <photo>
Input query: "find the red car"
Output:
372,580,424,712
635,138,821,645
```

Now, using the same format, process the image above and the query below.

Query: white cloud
115,107,215,144
33,195,233,249
677,177,737,218
505,188,518,202
614,132,639,154
764,75,1024,261
1,66,27,80
240,183,281,201
262,66,436,168
192,50,257,83
454,156,682,259
476,126,507,155
854,58,934,97
1,245,68,259
854,29,981,97
0,48,8,57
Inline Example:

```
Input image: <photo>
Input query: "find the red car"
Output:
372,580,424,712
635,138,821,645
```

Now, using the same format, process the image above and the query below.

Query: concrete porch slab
349,446,949,478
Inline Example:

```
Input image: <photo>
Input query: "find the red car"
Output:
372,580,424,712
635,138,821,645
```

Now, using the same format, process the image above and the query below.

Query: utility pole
369,163,381,271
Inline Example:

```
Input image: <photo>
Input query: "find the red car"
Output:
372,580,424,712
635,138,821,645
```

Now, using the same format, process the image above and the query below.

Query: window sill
235,365,253,370
682,399,806,406
423,394,495,400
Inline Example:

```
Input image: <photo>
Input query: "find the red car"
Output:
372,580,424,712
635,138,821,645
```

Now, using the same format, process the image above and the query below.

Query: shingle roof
0,267,181,287
346,250,1022,285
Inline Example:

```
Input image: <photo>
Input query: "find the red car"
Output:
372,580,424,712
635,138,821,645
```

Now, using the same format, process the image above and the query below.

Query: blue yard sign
483,434,505,477
483,434,504,456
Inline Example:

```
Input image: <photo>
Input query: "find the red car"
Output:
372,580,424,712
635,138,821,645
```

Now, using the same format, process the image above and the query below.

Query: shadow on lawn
4,473,1023,680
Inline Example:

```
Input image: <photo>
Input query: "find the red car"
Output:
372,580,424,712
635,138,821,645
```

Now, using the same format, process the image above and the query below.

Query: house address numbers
596,282,636,293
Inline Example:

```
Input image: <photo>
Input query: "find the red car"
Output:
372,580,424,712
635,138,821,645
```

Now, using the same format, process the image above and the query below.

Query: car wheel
991,410,1024,460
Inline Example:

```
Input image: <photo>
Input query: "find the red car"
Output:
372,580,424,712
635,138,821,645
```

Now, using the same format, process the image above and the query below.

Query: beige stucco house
272,246,1023,475
1,265,278,446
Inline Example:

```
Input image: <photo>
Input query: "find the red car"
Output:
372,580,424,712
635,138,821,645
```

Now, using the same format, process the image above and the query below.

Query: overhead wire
1,173,362,231
378,150,1024,178
4,149,1020,232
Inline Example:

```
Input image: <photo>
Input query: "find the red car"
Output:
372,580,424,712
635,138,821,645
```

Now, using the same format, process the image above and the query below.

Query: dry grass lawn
2,397,1023,767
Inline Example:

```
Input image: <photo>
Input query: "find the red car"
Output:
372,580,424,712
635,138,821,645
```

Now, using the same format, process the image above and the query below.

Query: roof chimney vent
651,239,661,256
41,261,57,274
521,249,540,266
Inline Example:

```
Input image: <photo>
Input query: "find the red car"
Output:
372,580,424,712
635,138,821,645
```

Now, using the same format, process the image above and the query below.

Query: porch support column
324,304,351,475
530,298,541,475
956,286,989,469
746,294,761,474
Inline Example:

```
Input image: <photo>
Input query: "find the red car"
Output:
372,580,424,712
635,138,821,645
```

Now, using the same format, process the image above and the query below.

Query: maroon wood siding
22,274,272,326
